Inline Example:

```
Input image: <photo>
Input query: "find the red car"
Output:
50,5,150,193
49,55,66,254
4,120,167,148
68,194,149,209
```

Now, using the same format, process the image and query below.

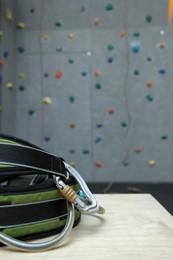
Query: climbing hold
95,136,103,144
56,47,63,52
123,161,129,167
107,57,113,63
107,44,114,51
42,97,52,105
0,60,4,66
17,47,25,53
69,96,75,103
146,94,154,102
68,33,75,39
19,85,25,91
70,161,76,167
83,149,90,155
160,30,165,35
19,73,26,79
147,82,153,87
133,31,140,37
69,149,76,154
0,31,3,37
108,108,115,115
95,161,103,167
148,160,155,167
44,73,49,78
121,121,128,127
6,82,13,89
131,41,141,53
30,8,35,13
44,136,50,142
161,135,168,140
16,22,25,29
134,70,140,75
146,15,152,23
43,34,49,40
105,3,114,11
159,43,166,49
95,83,102,89
3,51,9,58
119,31,126,37
0,75,3,81
55,70,62,78
135,147,142,153
96,123,103,128
69,123,76,128
6,9,13,22
94,69,100,77
146,57,152,62
94,18,100,25
87,51,92,56
159,69,166,74
81,71,87,76
68,59,74,64
81,6,86,12
55,21,62,27
28,110,36,116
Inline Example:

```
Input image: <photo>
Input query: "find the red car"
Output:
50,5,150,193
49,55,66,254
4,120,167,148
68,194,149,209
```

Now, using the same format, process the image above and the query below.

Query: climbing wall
0,0,173,183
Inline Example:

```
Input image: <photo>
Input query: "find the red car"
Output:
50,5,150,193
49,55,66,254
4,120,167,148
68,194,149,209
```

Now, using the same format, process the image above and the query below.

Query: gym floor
88,183,173,215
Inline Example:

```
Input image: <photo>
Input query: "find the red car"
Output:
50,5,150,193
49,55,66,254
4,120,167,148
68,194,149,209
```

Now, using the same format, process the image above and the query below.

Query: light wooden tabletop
1,194,173,260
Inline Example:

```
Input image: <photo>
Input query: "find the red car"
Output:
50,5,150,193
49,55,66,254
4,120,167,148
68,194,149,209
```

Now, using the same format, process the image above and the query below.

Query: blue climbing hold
131,41,141,53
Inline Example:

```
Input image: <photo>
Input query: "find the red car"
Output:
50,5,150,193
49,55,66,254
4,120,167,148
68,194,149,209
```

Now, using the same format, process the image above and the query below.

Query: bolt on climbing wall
0,0,173,183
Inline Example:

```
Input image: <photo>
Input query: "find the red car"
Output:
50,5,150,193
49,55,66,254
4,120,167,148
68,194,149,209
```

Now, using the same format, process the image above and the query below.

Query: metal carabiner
55,162,105,215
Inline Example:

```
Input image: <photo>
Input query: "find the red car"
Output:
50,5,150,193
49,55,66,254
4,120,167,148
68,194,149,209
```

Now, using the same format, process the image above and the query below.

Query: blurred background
0,0,173,213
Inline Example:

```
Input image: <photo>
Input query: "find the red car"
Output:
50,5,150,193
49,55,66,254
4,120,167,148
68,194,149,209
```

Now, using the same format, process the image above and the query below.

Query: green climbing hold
95,83,102,89
161,135,168,140
105,3,114,11
19,85,25,91
69,96,75,103
134,70,140,75
107,44,114,51
146,94,154,102
121,122,128,127
28,110,36,116
133,32,140,37
55,21,62,27
146,16,152,23
146,57,152,62
68,59,74,64
83,149,90,155
18,47,25,53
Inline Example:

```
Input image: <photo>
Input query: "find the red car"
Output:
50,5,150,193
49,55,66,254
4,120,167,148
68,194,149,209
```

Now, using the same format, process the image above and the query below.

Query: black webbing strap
0,143,66,177
0,199,67,229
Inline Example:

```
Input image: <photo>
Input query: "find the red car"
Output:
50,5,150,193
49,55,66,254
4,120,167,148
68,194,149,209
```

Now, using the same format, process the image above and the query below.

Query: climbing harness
0,134,105,252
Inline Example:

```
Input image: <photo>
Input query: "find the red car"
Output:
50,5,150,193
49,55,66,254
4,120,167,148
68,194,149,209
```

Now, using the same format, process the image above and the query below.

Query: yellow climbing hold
6,9,13,22
148,160,156,167
42,97,52,105
69,161,76,167
68,33,75,39
43,34,49,40
19,73,26,79
0,31,3,37
6,82,13,89
16,22,25,29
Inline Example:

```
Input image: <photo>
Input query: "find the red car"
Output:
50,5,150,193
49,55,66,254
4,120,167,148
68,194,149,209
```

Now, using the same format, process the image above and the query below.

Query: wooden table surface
1,194,173,260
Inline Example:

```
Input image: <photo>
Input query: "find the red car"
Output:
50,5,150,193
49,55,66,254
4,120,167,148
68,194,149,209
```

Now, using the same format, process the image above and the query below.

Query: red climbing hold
55,71,62,78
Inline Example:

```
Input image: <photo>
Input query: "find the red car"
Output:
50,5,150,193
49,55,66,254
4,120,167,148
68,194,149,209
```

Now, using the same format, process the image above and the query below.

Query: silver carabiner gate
54,162,105,215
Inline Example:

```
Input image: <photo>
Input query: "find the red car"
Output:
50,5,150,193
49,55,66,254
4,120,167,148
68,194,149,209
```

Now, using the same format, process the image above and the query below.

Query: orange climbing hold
147,82,153,87
0,60,4,66
94,69,100,77
94,18,101,25
119,31,126,37
96,161,103,167
69,123,76,128
55,71,63,78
